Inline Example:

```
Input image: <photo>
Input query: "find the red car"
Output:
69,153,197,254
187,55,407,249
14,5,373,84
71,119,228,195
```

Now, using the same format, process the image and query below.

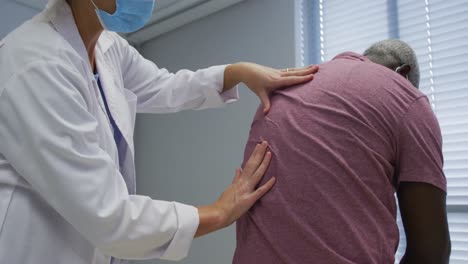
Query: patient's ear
396,64,411,79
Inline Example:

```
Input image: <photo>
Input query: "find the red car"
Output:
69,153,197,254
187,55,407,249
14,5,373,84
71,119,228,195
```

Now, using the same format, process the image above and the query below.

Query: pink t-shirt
233,52,446,264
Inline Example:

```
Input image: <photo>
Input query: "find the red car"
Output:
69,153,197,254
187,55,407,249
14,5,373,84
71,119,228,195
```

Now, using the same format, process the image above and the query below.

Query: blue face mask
90,0,155,33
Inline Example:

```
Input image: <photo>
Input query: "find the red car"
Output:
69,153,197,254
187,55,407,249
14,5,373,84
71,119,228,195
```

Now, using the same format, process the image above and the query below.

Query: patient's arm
397,182,451,264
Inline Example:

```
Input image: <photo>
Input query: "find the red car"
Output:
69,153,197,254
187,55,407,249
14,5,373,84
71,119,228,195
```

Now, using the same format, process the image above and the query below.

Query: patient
233,40,451,264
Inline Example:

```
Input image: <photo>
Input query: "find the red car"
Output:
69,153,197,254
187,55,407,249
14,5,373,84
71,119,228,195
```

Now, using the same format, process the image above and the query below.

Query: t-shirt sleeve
395,96,447,192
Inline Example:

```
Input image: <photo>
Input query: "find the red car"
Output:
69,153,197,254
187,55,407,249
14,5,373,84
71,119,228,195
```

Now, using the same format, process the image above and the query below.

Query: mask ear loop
395,66,409,80
89,0,99,10
89,0,109,31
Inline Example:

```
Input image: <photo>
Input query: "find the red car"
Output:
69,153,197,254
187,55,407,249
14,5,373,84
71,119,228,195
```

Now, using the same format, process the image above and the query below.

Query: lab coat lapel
94,52,135,156
48,1,92,75
49,1,135,156
95,53,137,194
49,1,137,194
48,1,107,116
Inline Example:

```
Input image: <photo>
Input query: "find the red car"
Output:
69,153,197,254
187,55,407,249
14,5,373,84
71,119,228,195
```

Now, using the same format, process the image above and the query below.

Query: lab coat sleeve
115,35,239,113
0,61,198,261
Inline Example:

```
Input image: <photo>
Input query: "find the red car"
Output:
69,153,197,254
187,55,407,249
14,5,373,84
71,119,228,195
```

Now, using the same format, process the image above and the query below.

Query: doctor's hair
363,39,420,88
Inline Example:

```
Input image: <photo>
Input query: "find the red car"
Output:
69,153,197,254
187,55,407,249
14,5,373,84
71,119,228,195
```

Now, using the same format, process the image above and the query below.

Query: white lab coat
0,0,238,263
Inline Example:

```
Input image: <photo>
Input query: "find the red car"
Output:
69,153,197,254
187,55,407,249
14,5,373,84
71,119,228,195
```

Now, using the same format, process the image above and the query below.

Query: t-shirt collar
332,51,369,62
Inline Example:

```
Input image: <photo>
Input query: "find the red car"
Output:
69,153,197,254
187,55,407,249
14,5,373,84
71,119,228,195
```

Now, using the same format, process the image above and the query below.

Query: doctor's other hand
224,62,319,113
195,141,275,237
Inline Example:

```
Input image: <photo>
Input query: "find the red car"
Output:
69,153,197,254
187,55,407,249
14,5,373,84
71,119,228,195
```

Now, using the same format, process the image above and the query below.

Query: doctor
0,0,317,263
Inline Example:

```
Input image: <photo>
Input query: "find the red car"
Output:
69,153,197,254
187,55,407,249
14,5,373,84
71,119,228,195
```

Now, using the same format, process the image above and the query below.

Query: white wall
134,0,296,263
0,0,37,39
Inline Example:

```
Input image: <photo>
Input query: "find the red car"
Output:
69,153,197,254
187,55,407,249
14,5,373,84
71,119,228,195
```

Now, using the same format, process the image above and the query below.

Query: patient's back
233,52,445,264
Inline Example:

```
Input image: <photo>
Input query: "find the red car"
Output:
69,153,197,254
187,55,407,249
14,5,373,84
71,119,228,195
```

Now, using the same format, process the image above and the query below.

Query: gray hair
363,39,420,88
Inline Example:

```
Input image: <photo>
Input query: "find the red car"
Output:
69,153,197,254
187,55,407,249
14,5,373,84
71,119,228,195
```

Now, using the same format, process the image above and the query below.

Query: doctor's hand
195,141,275,237
224,62,319,113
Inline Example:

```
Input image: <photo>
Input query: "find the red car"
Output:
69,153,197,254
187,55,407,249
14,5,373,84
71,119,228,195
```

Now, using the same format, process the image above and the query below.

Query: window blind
316,0,396,62
397,0,468,262
298,0,468,262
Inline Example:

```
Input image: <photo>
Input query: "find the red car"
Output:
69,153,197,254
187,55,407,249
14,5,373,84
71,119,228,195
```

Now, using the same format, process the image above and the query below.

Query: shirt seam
1,60,89,111
393,95,431,186
394,95,429,145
